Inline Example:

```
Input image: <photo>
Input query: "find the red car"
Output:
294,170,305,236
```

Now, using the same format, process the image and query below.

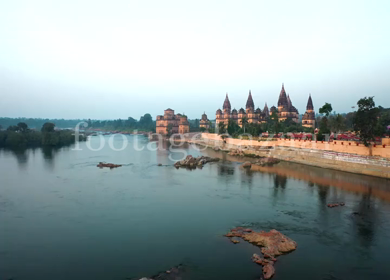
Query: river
1,135,390,280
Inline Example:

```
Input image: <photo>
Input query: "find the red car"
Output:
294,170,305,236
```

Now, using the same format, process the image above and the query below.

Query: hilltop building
302,94,315,128
156,108,189,135
199,112,210,130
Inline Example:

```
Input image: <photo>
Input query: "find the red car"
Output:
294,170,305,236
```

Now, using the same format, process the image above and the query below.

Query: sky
0,0,389,120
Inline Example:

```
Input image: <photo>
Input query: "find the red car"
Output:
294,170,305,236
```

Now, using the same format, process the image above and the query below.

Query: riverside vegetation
0,122,86,149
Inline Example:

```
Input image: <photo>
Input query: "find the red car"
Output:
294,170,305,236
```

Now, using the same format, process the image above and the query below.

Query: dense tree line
87,113,156,132
0,118,86,129
0,122,86,149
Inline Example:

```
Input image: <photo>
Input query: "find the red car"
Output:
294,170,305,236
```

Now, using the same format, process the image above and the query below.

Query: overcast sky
1,0,389,120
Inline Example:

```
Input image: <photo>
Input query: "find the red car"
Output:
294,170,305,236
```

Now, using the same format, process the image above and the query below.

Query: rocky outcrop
253,157,280,167
174,155,219,169
241,161,252,168
97,162,122,169
225,227,297,279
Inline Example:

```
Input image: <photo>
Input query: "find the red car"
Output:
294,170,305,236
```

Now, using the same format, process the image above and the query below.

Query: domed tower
277,84,289,112
179,115,189,134
255,107,262,122
263,103,270,120
216,109,223,125
200,112,210,130
222,93,231,124
231,108,238,124
302,94,315,128
246,90,255,113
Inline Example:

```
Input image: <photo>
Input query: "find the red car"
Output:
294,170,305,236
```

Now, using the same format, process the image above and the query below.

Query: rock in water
225,228,297,280
263,263,275,279
242,161,252,168
242,229,297,256
174,155,219,169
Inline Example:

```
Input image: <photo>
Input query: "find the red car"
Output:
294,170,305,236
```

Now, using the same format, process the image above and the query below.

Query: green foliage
218,122,226,134
319,103,333,117
0,123,86,149
269,111,279,133
167,123,174,137
328,114,345,133
353,97,379,146
374,107,390,137
227,119,240,136
199,127,206,132
41,122,55,133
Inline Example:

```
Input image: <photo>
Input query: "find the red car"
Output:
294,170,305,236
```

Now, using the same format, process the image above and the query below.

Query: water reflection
10,149,29,169
218,164,235,176
41,147,57,171
352,190,378,249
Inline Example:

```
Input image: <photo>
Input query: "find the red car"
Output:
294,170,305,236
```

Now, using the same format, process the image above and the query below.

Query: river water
1,135,390,280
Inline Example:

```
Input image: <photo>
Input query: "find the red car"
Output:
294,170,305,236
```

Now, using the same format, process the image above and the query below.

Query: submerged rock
97,162,122,169
174,155,219,169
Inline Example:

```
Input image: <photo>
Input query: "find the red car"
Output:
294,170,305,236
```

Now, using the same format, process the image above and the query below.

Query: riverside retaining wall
197,133,390,178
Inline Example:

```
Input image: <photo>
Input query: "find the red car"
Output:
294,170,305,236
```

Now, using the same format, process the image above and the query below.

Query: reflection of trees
352,188,377,249
316,183,330,204
218,164,234,176
274,175,287,189
11,148,29,169
273,175,287,200
42,147,57,170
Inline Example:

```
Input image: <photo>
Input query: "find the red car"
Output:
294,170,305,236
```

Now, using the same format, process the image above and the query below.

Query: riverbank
185,133,390,179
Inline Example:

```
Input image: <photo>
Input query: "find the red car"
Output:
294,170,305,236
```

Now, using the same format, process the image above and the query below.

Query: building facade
215,91,269,127
277,84,299,123
302,94,315,128
199,112,210,130
156,108,189,135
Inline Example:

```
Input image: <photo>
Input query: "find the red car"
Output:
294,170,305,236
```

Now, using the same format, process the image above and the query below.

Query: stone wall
197,133,390,178
200,133,390,158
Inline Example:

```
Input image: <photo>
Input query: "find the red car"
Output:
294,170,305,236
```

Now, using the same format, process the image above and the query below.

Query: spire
287,94,292,108
306,93,314,111
263,102,269,117
246,90,255,110
278,83,288,107
223,93,231,110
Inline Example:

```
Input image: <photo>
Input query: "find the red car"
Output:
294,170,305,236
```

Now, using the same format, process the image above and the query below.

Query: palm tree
241,117,248,133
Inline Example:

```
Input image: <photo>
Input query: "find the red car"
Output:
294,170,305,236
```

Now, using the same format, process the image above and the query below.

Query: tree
167,123,174,137
374,110,390,137
329,114,345,133
200,127,206,132
270,111,279,134
319,103,333,117
41,122,55,133
227,119,240,136
218,122,226,134
17,122,29,133
353,97,379,146
241,117,248,133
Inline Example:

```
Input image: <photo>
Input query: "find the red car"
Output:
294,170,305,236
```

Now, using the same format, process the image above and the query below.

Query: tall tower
302,94,315,128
